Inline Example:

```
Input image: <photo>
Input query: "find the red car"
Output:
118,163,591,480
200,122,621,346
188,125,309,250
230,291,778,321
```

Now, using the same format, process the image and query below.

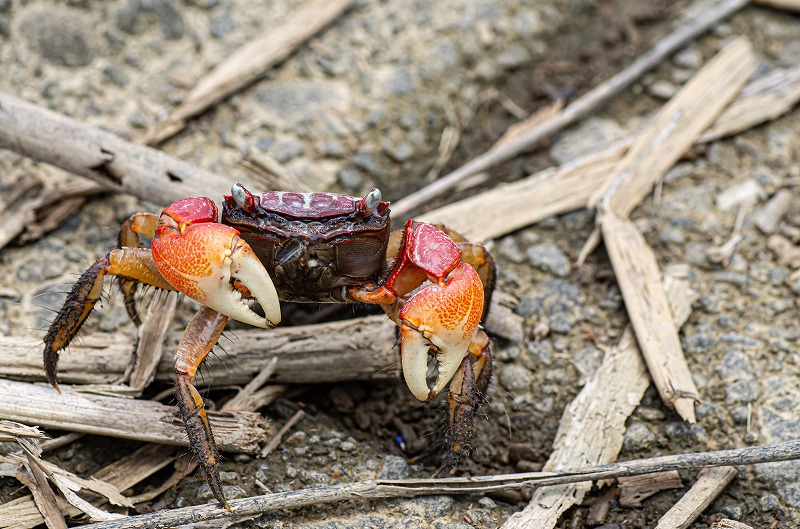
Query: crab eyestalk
151,197,281,328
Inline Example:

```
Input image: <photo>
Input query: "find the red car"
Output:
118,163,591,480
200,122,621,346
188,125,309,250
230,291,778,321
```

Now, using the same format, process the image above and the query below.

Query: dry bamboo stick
0,379,266,453
77,440,800,529
602,213,700,421
0,91,235,206
654,466,738,529
501,274,697,529
572,38,755,424
390,0,750,218
420,62,800,242
144,0,354,145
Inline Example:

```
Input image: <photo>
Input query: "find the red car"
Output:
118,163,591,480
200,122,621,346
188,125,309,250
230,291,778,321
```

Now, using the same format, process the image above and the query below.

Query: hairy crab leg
44,247,176,389
439,328,492,474
118,212,160,325
173,306,230,511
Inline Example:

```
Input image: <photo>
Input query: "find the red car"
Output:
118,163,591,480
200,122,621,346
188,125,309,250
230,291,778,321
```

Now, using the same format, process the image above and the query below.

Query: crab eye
357,188,382,217
232,183,257,213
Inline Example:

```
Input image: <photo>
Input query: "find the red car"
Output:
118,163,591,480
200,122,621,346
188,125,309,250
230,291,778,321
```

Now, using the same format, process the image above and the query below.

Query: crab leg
43,247,176,389
173,306,230,510
117,212,159,325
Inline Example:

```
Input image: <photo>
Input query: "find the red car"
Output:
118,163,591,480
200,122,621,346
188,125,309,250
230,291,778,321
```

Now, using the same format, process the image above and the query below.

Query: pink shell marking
258,192,357,219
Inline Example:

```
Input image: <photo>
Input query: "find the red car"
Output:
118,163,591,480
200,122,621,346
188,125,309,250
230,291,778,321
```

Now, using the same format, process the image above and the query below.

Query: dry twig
654,466,738,529
144,0,354,145
77,440,800,529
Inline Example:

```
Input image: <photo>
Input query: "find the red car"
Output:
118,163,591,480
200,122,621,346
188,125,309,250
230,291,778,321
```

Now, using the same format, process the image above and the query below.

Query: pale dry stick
754,188,793,234
18,454,68,529
144,0,354,145
0,378,267,453
221,357,279,412
79,440,800,529
420,63,800,242
0,91,235,205
712,520,756,529
127,290,178,392
501,274,697,529
577,38,756,423
390,0,751,218
654,466,738,529
699,64,800,143
602,213,700,422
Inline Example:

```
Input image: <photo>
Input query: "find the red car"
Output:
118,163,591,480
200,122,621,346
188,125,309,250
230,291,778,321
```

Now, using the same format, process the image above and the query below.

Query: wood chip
655,466,738,529
601,212,699,422
754,188,793,234
127,291,177,393
618,470,683,507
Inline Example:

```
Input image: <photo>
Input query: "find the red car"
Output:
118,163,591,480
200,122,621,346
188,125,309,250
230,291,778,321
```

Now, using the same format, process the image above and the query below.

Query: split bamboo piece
0,379,267,453
654,466,738,529
501,275,697,529
420,63,800,242
144,0,354,145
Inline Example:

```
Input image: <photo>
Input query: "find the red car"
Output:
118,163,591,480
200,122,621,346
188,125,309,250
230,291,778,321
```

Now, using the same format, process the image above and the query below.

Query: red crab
44,184,494,509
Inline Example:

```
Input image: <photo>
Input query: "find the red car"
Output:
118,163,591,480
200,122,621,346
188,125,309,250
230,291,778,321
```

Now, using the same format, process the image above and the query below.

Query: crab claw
399,261,484,401
151,197,281,328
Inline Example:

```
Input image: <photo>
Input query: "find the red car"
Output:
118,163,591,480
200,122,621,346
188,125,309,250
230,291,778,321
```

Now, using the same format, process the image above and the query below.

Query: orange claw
399,261,484,401
151,198,281,328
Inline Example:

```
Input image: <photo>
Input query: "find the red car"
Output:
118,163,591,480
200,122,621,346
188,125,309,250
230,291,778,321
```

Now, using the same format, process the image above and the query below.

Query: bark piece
618,470,683,507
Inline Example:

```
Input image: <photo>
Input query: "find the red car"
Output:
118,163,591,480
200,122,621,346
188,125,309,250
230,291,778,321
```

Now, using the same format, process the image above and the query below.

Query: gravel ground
1,1,800,528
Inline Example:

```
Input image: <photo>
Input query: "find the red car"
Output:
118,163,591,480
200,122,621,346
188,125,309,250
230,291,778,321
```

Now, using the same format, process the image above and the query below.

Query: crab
44,183,494,510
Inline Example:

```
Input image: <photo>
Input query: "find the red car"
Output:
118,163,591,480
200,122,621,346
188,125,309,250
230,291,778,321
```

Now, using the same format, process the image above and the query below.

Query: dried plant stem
144,0,354,145
0,91,234,205
654,466,738,529
80,440,800,529
390,0,750,218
